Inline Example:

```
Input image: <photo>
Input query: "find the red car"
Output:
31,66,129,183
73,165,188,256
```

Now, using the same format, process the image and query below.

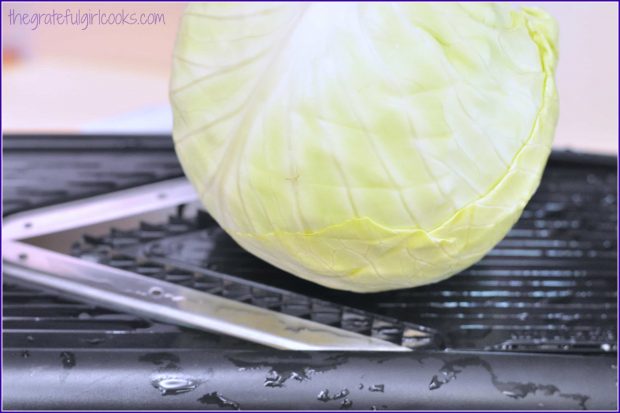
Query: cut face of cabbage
170,3,559,292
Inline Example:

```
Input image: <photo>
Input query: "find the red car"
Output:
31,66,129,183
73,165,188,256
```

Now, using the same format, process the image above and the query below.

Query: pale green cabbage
170,2,559,292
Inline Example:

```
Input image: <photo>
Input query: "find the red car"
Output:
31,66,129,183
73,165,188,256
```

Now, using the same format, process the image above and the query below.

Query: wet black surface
2,349,615,410
427,356,590,409
2,136,617,410
67,153,619,353
228,352,349,388
2,134,183,216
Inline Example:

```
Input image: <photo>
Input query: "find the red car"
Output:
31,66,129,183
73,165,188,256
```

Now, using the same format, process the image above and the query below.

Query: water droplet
83,337,105,345
21,350,30,359
26,335,34,342
333,388,350,400
149,287,164,298
197,392,240,410
264,373,284,388
517,312,528,321
370,406,377,411
291,371,305,381
340,398,352,409
429,375,443,390
152,377,198,396
558,392,589,410
78,312,91,320
496,382,558,400
601,343,612,351
317,389,330,402
368,384,384,393
60,352,76,369
164,293,185,302
358,383,364,390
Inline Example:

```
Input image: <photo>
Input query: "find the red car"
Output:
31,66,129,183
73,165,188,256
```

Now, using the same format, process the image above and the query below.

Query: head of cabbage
170,2,558,292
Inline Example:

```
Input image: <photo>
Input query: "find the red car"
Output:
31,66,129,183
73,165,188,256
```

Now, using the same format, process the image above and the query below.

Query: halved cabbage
170,3,558,292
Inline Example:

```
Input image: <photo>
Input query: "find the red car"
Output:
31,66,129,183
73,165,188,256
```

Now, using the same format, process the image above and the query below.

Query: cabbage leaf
170,3,559,292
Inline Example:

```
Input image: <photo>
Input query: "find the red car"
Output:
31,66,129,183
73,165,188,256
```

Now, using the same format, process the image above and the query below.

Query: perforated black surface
2,135,183,216
2,136,617,410
68,152,618,353
64,215,438,349
3,136,618,353
2,282,257,351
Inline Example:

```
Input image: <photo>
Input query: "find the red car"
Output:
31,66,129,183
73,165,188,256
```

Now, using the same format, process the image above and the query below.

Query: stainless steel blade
2,178,197,241
3,240,409,351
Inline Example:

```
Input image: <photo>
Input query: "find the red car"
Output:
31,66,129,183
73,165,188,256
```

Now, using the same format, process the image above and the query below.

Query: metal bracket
2,178,409,351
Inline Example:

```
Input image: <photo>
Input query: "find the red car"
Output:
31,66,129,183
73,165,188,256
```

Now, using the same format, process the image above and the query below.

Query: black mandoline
2,134,617,410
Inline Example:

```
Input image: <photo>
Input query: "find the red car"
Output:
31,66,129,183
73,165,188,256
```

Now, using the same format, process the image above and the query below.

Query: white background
2,2,618,154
